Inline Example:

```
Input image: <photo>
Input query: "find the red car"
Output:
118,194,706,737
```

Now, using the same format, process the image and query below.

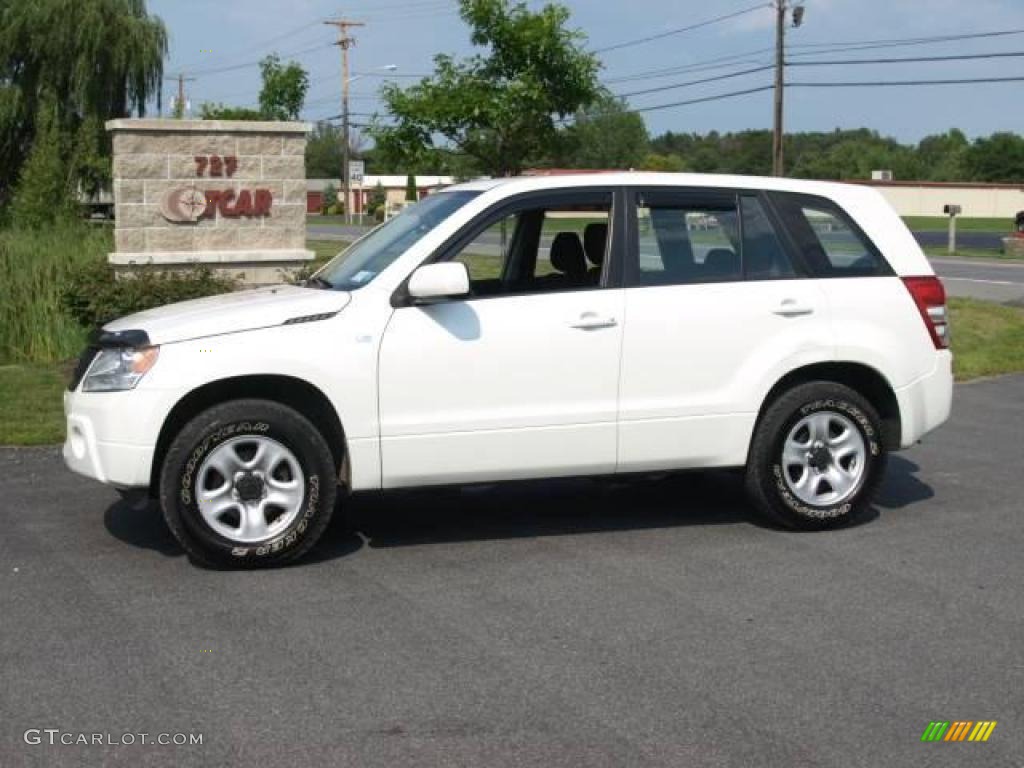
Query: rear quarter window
768,192,892,277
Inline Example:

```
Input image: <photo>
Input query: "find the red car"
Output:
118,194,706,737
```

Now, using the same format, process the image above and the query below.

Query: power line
178,19,328,72
616,65,773,98
351,71,432,78
788,50,1024,66
593,3,769,54
631,84,776,114
613,49,1024,99
788,75,1024,87
185,7,451,79
234,20,327,54
786,27,1024,57
619,75,1024,117
607,55,773,85
191,43,333,77
603,27,1024,84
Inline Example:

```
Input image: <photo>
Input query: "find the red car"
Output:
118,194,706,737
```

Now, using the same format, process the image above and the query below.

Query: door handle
773,299,814,317
569,312,618,330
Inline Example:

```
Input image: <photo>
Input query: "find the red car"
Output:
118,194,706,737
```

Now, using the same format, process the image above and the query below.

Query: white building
307,175,454,215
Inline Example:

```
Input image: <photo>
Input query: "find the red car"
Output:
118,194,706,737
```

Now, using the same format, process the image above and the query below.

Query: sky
151,0,1024,144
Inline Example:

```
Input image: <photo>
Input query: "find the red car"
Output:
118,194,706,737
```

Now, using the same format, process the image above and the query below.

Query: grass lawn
307,239,350,264
924,245,1022,261
948,298,1024,380
308,214,376,227
0,363,68,445
3,298,1022,446
904,216,1013,232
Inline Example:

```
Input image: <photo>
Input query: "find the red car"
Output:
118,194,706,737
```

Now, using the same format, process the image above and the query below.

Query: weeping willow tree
0,0,167,216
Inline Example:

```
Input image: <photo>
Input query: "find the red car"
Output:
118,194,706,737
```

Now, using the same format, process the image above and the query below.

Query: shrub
63,260,236,330
322,183,338,214
367,181,386,217
0,225,108,364
10,103,77,229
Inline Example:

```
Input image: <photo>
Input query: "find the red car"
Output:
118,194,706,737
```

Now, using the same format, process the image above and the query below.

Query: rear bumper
895,351,953,448
63,388,165,488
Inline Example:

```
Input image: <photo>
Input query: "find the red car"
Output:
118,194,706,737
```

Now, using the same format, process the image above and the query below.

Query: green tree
305,122,344,178
405,173,418,202
199,103,264,121
639,152,686,172
0,0,167,210
964,132,1024,182
258,54,309,121
556,94,648,169
916,129,968,181
321,183,338,214
9,101,74,228
367,182,386,215
373,0,601,176
69,115,111,201
199,55,309,122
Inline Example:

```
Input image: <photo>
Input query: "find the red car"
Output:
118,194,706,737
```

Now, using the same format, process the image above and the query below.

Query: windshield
315,190,481,290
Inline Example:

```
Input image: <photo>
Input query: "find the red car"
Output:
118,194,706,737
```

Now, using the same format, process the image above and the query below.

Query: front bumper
63,387,166,488
895,350,954,448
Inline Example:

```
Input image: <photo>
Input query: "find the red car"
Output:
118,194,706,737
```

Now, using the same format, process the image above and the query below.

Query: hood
103,285,352,345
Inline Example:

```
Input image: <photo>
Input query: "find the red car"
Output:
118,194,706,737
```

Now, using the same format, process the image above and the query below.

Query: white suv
64,173,952,567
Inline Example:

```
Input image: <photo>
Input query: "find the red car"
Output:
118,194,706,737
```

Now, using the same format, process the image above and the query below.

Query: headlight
82,346,160,392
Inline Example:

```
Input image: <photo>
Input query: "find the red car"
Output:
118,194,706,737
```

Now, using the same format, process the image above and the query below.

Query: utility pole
165,73,196,119
324,17,365,224
772,2,804,176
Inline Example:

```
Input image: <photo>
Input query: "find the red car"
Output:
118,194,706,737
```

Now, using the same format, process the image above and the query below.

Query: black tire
159,399,338,568
745,381,887,530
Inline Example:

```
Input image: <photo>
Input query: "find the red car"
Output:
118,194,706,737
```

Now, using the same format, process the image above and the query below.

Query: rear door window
629,191,741,286
625,189,799,286
769,192,890,277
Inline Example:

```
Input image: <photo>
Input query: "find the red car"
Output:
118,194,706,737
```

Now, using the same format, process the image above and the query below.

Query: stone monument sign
106,118,313,284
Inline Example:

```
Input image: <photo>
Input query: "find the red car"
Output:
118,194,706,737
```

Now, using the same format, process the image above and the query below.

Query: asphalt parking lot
2,375,1022,767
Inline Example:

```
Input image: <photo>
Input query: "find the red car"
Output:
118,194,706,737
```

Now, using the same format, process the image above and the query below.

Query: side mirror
407,262,470,302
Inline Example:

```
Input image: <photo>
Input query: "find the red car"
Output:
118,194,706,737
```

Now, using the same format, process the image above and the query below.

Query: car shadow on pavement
104,459,933,564
104,495,183,557
103,494,365,566
874,455,935,509
329,471,766,555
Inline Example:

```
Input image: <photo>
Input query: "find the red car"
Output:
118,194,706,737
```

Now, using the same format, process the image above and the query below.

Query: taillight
902,276,949,349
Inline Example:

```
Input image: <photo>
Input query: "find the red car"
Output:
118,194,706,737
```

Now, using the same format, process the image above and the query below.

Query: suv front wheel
159,399,337,568
745,381,887,529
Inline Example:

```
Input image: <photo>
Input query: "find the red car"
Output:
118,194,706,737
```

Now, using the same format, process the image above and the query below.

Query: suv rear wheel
159,399,337,568
745,381,887,529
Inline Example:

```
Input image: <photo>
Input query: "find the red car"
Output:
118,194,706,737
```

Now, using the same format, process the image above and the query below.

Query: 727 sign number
194,155,238,178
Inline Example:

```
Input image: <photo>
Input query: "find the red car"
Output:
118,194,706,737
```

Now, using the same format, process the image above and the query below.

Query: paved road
913,230,1006,251
930,256,1024,305
3,376,1023,767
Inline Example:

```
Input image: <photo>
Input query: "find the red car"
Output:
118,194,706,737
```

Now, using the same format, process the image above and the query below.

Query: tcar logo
160,186,207,223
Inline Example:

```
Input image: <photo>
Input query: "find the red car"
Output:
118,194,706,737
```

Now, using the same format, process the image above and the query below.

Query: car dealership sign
107,118,313,285
160,154,274,223
160,186,274,223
